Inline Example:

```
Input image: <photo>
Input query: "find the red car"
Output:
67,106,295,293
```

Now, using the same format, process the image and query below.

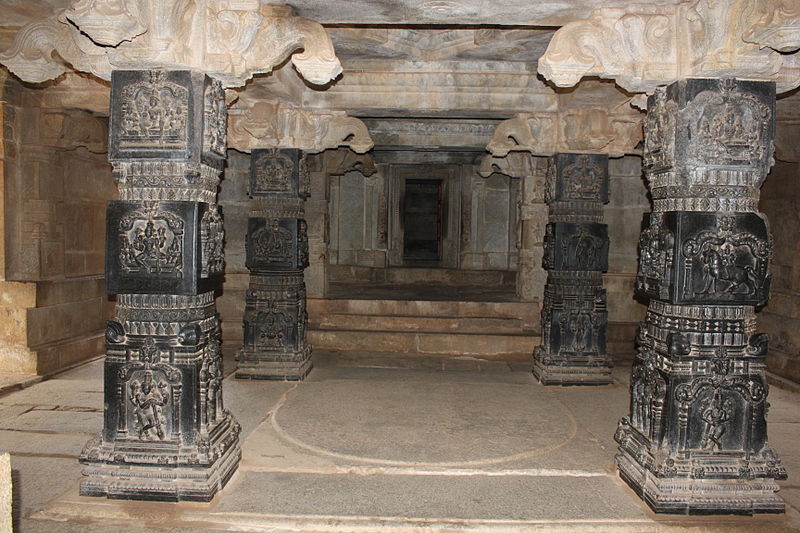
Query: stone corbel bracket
478,152,536,179
228,100,374,154
0,2,342,89
538,0,800,94
323,148,378,177
485,105,642,158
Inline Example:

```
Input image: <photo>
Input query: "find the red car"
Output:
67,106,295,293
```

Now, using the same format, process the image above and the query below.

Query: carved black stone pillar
533,153,611,385
236,148,311,380
615,78,786,514
80,70,240,501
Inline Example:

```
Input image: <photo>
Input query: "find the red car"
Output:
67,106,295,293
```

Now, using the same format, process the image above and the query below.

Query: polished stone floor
3,350,800,532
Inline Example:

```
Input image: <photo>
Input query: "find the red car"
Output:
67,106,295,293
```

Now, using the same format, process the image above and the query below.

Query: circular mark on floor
272,379,577,467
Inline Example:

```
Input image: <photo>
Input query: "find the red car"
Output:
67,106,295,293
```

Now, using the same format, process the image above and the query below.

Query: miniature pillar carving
532,153,611,385
80,70,241,502
237,148,312,380
614,78,787,514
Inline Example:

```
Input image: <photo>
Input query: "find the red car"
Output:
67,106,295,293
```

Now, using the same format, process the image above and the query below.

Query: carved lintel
228,101,374,154
1,3,342,89
538,0,800,94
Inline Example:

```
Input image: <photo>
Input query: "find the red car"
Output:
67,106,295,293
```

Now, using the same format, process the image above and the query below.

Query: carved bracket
228,101,374,154
485,105,642,158
1,3,342,88
538,0,800,94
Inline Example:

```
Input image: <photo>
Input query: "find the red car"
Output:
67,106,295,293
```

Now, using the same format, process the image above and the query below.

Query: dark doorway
403,179,443,262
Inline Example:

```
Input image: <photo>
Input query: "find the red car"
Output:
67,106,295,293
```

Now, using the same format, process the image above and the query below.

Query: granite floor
2,350,799,532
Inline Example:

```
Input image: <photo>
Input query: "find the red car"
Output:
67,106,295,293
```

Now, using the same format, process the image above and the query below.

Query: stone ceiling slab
289,0,683,26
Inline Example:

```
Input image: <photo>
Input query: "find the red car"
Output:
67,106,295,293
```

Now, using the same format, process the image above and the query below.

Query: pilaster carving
1,3,342,88
615,78,786,515
538,0,800,94
228,101,373,154
81,69,240,502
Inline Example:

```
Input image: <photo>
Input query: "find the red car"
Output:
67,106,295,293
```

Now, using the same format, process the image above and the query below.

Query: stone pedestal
80,70,241,501
236,148,312,380
615,78,787,514
533,153,612,385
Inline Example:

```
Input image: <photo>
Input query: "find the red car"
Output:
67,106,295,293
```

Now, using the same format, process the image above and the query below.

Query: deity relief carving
251,219,293,264
252,149,294,195
643,91,677,173
636,213,675,299
562,155,604,201
119,71,189,150
118,206,184,277
687,80,772,169
681,214,770,303
562,225,605,270
203,78,226,158
200,206,224,278
630,357,667,440
129,369,171,441
699,391,733,452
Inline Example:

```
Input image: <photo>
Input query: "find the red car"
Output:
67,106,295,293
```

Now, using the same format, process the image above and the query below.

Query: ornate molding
538,0,800,94
0,2,342,88
485,104,642,157
228,101,373,154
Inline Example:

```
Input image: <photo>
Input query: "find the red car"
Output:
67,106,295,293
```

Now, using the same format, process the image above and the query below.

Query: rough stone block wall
605,155,650,356
1,77,115,375
759,160,800,383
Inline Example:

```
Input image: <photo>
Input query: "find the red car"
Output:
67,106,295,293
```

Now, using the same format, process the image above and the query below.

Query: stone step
311,313,535,335
308,298,539,322
309,329,537,360
329,264,517,286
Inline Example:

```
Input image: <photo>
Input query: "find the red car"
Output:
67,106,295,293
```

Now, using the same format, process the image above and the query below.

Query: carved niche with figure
636,211,770,305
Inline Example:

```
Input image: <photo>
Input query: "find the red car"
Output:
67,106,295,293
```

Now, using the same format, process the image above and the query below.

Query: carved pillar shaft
533,153,612,385
236,148,312,380
615,78,786,514
80,70,241,501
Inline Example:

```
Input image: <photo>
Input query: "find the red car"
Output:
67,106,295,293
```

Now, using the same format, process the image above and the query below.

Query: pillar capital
538,0,800,94
0,1,342,88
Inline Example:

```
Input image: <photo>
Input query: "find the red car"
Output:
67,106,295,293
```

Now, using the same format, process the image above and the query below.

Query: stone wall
605,155,650,356
1,76,115,375
759,160,800,383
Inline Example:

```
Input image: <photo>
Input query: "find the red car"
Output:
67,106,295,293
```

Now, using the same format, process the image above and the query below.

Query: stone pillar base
235,346,313,380
615,441,785,515
79,414,241,502
532,347,612,385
